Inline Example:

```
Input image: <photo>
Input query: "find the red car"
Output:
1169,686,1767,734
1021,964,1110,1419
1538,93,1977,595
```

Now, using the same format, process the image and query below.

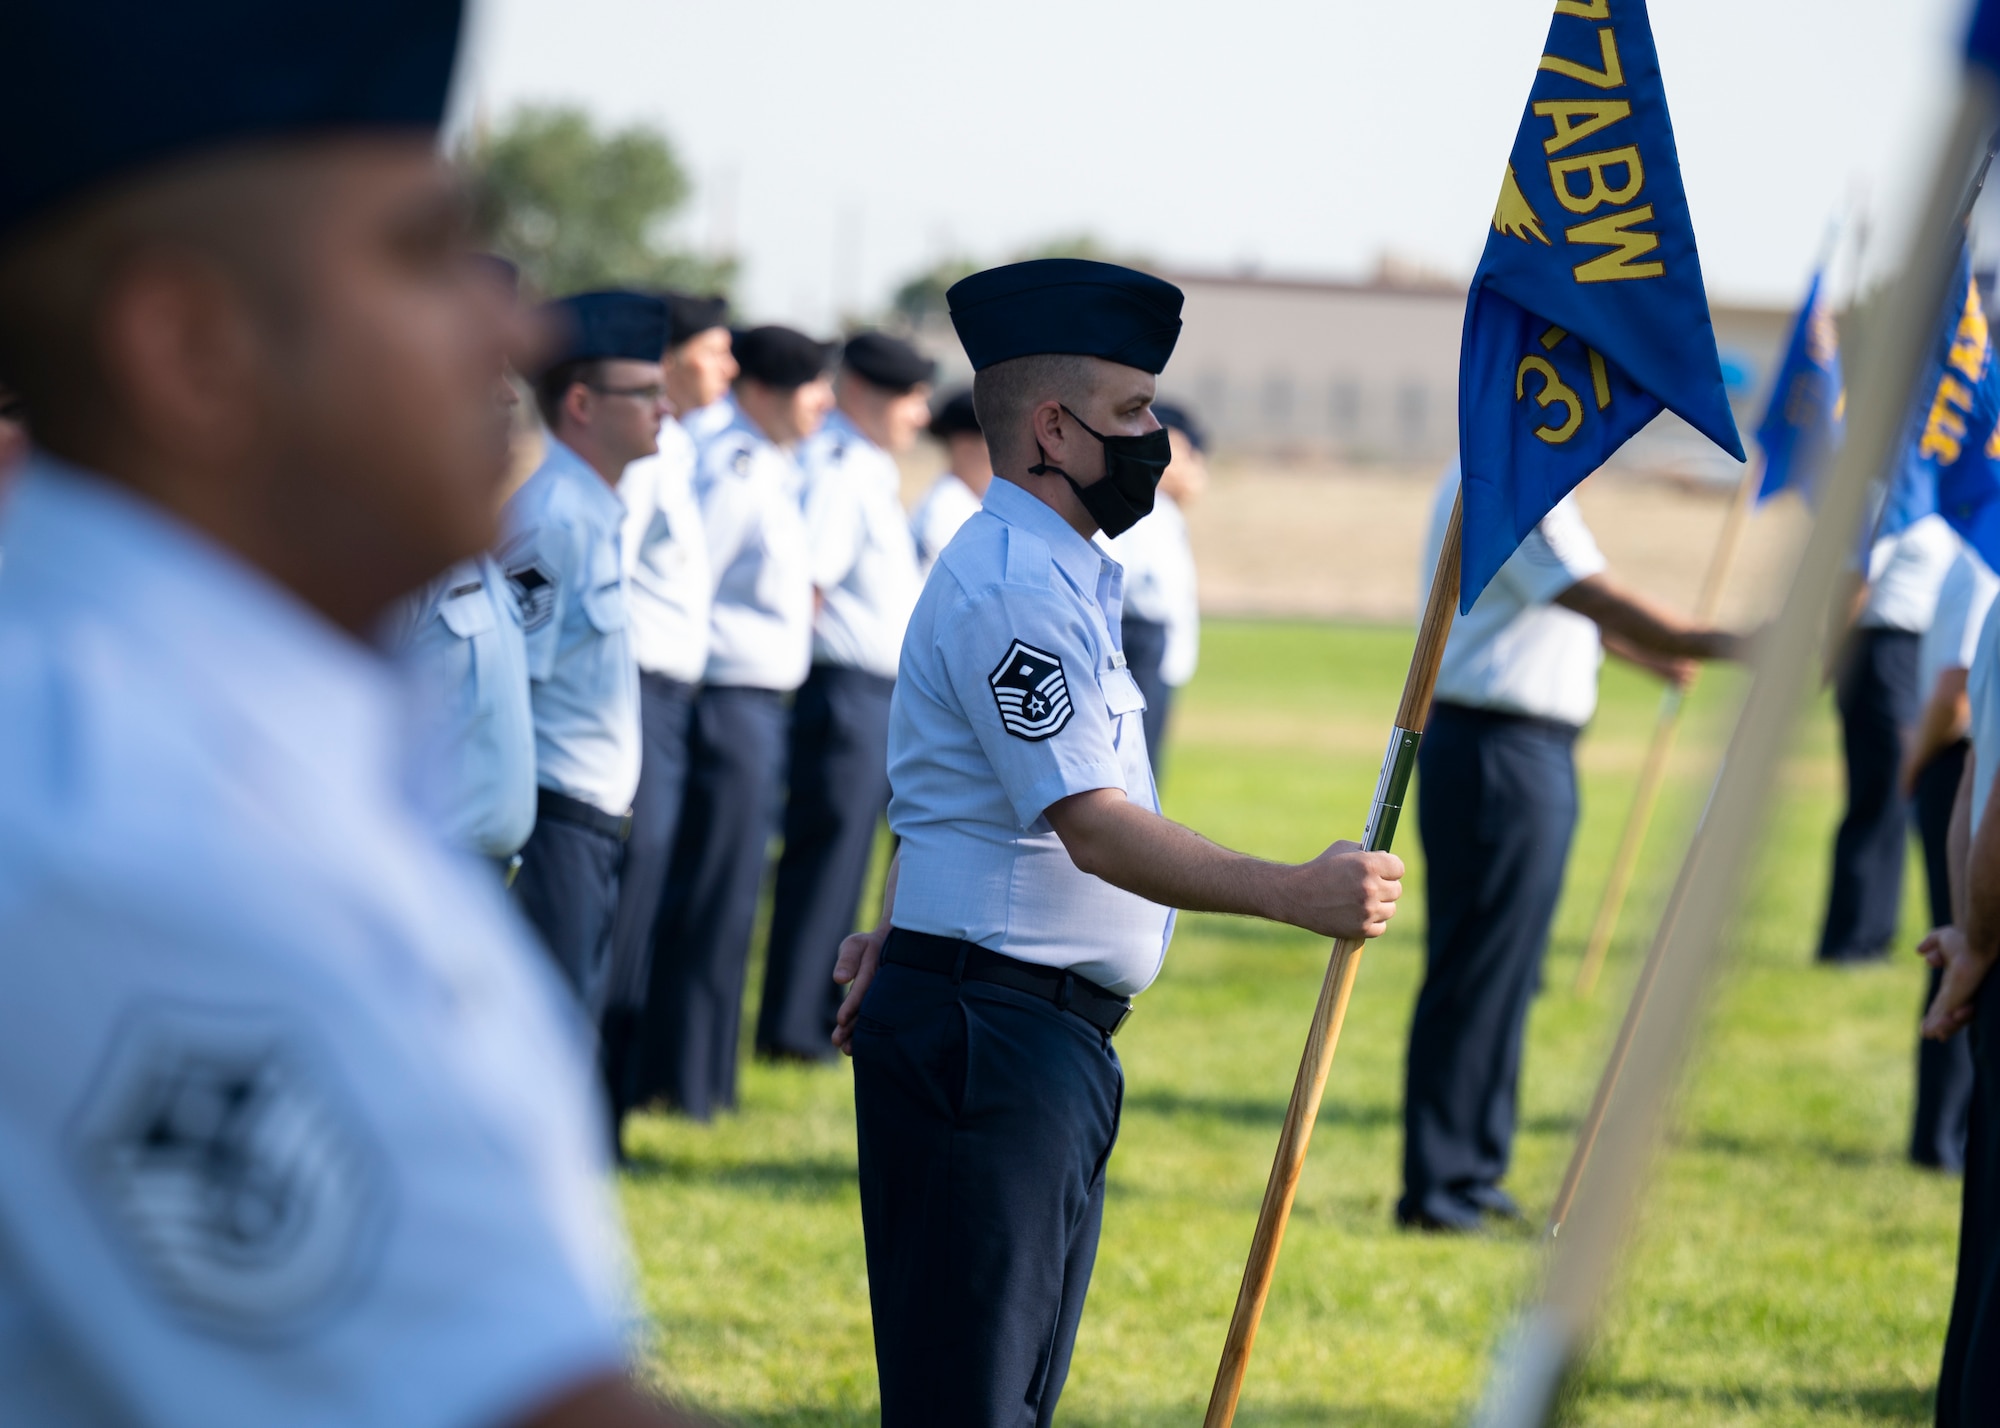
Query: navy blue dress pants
514,792,625,1021
1914,740,1975,1171
1402,702,1579,1228
1938,981,2000,1425
602,672,697,1138
759,664,895,1060
635,684,787,1120
1121,614,1174,776
853,958,1122,1428
1819,628,1920,963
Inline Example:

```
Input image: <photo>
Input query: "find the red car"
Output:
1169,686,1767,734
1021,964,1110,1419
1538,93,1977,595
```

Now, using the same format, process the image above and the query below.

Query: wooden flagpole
1467,75,1999,1428
1203,497,1461,1428
1572,456,1762,998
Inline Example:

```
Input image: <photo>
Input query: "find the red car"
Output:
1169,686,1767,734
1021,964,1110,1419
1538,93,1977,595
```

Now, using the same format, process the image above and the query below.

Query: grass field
619,619,1962,1426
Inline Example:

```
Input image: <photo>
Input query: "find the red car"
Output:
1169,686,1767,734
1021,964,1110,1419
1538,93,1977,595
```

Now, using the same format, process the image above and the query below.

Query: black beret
537,291,670,373
734,326,836,389
1,0,463,240
947,258,1183,374
1150,400,1207,452
662,292,730,348
928,389,981,438
841,331,937,393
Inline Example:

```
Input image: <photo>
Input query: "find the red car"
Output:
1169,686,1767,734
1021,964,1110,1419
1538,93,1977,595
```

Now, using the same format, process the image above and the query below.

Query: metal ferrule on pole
1362,727,1423,854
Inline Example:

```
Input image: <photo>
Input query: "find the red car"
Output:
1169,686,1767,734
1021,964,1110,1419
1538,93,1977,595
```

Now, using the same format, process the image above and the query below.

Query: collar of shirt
0,454,404,799
983,476,1125,628
539,435,628,528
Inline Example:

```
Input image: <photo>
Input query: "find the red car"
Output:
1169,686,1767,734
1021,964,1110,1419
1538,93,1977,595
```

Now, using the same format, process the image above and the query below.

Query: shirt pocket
582,580,628,634
438,584,496,639
1098,665,1147,717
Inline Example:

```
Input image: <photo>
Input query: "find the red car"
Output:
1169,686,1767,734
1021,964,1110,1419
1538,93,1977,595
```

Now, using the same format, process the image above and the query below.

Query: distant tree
890,256,980,327
1013,232,1155,269
460,105,733,299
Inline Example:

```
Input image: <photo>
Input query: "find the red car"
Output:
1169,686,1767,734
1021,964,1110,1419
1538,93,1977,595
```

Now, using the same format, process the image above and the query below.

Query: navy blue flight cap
538,291,671,374
0,0,464,241
662,292,730,348
928,388,981,438
1151,400,1207,453
946,259,1183,374
841,331,936,393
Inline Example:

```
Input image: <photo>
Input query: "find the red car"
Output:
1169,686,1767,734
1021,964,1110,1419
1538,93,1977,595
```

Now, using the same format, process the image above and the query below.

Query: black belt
536,787,633,841
882,928,1133,1036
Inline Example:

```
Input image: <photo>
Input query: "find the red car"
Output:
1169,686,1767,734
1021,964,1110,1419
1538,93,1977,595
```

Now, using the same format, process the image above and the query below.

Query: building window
1263,374,1294,435
1195,371,1228,433
1397,382,1428,452
1328,379,1360,441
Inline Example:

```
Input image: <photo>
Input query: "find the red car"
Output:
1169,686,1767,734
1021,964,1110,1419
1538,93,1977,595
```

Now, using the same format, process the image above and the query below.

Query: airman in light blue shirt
505,291,671,1023
388,554,537,861
503,435,643,817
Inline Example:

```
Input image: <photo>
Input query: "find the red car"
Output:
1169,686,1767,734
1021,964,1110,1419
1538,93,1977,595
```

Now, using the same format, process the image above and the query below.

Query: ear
1029,398,1067,455
101,252,263,465
561,379,593,429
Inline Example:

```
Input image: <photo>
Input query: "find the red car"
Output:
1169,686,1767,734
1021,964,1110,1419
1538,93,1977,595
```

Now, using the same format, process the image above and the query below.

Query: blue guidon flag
1754,268,1844,505
1879,257,2000,573
1458,0,1744,612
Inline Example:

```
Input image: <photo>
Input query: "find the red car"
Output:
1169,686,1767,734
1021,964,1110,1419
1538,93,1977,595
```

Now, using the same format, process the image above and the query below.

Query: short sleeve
935,581,1127,828
696,448,756,577
1962,564,2000,667
499,514,579,683
0,863,626,1428
1498,496,1607,608
805,471,865,591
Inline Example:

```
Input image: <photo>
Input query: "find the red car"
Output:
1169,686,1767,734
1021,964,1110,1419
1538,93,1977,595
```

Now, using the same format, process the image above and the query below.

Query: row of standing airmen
390,282,1207,1152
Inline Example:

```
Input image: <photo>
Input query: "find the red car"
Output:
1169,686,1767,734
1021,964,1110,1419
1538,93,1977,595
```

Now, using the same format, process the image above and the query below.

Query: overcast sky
454,0,1979,329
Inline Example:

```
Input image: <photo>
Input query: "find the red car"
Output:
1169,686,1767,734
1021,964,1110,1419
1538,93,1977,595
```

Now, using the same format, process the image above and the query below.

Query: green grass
620,619,1961,1426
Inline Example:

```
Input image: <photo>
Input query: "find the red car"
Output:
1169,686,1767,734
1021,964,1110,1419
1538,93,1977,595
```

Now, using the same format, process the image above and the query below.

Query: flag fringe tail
1467,73,2000,1428
1573,456,1763,998
1202,496,1461,1428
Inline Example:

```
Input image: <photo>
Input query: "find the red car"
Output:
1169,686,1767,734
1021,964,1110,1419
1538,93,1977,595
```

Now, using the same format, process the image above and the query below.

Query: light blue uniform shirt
501,437,642,815
887,478,1173,995
799,409,923,679
384,555,537,859
616,415,711,684
694,406,814,691
0,458,628,1428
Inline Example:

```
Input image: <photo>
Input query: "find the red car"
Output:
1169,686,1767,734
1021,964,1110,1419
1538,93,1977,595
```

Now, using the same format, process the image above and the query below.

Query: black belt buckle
1106,1001,1133,1036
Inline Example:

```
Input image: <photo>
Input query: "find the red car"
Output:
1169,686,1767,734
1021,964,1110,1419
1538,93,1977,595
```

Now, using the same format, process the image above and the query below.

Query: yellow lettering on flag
1946,281,1991,383
1540,325,1569,350
1566,205,1665,282
1538,28,1624,89
1516,355,1585,443
1555,0,1611,15
1588,349,1612,409
1920,374,1976,463
1549,145,1645,214
1533,100,1633,154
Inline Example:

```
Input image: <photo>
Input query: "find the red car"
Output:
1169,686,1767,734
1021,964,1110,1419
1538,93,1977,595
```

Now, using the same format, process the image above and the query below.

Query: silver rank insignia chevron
988,639,1074,741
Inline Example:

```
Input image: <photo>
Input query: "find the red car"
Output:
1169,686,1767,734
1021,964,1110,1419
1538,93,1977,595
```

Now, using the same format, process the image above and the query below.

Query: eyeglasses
586,382,667,403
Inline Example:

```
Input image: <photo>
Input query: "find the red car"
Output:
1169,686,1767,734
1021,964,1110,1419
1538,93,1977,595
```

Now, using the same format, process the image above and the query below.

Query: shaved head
971,353,1102,474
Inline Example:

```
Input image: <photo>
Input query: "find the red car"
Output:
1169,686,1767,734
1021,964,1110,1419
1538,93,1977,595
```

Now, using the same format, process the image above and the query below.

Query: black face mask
1028,404,1171,538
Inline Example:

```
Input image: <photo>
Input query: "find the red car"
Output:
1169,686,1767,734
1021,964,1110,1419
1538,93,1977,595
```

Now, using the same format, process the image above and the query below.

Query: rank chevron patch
988,639,1074,741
